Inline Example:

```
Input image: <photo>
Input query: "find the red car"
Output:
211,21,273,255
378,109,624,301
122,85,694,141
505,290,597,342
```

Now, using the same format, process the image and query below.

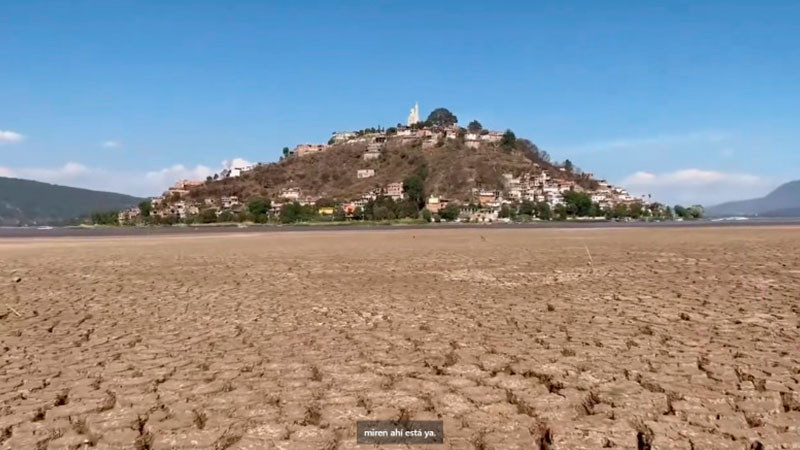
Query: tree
334,207,346,222
421,209,432,222
467,120,483,133
403,175,426,209
396,199,419,219
674,205,687,219
90,210,119,225
501,129,516,151
519,199,535,217
554,204,567,221
138,200,152,218
247,197,271,217
563,191,592,216
536,202,552,220
217,210,234,222
628,203,643,219
499,204,511,218
199,209,217,224
280,202,315,223
440,203,460,221
564,159,574,173
426,108,458,127
353,206,364,220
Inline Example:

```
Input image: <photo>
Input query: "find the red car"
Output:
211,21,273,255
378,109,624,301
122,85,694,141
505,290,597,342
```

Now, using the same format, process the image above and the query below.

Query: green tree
440,203,460,221
247,197,271,217
564,159,574,173
499,204,511,218
396,199,420,219
629,203,643,219
536,202,552,220
467,120,483,133
426,108,458,127
501,129,516,151
353,206,364,220
421,208,432,222
90,210,119,225
334,207,346,221
554,204,567,221
282,147,290,157
402,175,426,209
217,210,234,222
199,209,217,224
138,200,152,217
519,199,535,217
562,191,593,216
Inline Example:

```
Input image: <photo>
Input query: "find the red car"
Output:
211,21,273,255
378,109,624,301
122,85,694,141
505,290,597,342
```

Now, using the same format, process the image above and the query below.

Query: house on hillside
481,131,503,143
384,182,404,200
465,132,481,149
290,144,329,157
280,188,301,200
357,169,375,179
221,196,240,209
425,196,449,213
332,131,357,144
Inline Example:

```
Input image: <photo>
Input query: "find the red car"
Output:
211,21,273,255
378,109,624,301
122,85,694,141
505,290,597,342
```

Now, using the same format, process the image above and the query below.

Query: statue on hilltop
407,102,420,127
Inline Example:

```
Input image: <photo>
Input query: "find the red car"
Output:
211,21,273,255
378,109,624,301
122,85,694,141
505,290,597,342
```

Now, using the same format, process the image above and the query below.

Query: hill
706,180,800,217
0,177,143,225
187,137,599,204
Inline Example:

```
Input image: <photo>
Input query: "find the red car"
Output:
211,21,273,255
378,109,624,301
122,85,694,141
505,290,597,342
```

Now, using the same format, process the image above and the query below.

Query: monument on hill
407,102,420,126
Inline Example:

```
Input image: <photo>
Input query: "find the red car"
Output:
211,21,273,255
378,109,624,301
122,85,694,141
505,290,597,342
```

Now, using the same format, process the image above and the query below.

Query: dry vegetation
1,227,799,449
189,138,592,203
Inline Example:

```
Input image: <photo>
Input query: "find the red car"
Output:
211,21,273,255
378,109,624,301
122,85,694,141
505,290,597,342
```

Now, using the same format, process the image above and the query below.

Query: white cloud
222,157,253,169
0,158,249,197
620,168,779,206
0,130,25,145
102,140,121,148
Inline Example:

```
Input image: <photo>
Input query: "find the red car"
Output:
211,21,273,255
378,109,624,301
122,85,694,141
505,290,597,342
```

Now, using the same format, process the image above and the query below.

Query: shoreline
2,218,800,239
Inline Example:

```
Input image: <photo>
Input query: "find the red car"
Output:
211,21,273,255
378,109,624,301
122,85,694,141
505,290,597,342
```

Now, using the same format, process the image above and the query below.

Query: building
280,187,301,200
425,196,449,213
465,132,481,149
357,169,375,179
384,182,404,200
117,207,141,224
290,144,329,157
481,131,503,143
221,196,240,209
331,131,357,144
478,190,497,206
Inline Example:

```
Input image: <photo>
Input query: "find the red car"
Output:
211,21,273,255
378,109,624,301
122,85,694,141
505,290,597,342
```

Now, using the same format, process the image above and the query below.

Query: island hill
121,106,679,225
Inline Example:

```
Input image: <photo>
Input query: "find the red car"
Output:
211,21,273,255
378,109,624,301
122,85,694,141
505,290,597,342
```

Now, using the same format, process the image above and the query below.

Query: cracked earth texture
1,227,799,449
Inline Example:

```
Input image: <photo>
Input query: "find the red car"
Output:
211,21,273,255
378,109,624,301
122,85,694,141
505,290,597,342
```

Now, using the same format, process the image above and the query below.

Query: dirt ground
1,227,799,449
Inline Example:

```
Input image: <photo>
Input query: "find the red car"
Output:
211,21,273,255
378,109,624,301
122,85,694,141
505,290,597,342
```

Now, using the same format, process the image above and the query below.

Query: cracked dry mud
1,227,799,449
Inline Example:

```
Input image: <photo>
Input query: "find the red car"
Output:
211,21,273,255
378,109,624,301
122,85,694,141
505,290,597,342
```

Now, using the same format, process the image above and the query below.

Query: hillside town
116,104,696,225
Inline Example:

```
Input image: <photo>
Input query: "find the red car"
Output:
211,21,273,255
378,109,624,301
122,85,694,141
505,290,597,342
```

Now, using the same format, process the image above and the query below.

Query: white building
357,169,375,179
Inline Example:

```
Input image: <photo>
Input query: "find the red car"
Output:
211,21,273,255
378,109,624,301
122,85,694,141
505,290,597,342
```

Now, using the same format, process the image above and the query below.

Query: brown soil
1,227,799,449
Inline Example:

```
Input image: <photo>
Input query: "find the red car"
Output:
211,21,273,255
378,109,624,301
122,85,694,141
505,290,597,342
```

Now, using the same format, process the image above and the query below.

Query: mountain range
0,177,142,226
706,180,800,217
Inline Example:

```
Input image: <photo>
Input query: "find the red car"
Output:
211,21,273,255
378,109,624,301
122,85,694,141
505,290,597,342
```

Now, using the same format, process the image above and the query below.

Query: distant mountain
0,177,143,226
706,180,800,217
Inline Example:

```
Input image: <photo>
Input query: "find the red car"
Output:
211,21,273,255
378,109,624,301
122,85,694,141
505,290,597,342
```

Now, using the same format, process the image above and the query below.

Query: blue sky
1,0,798,204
